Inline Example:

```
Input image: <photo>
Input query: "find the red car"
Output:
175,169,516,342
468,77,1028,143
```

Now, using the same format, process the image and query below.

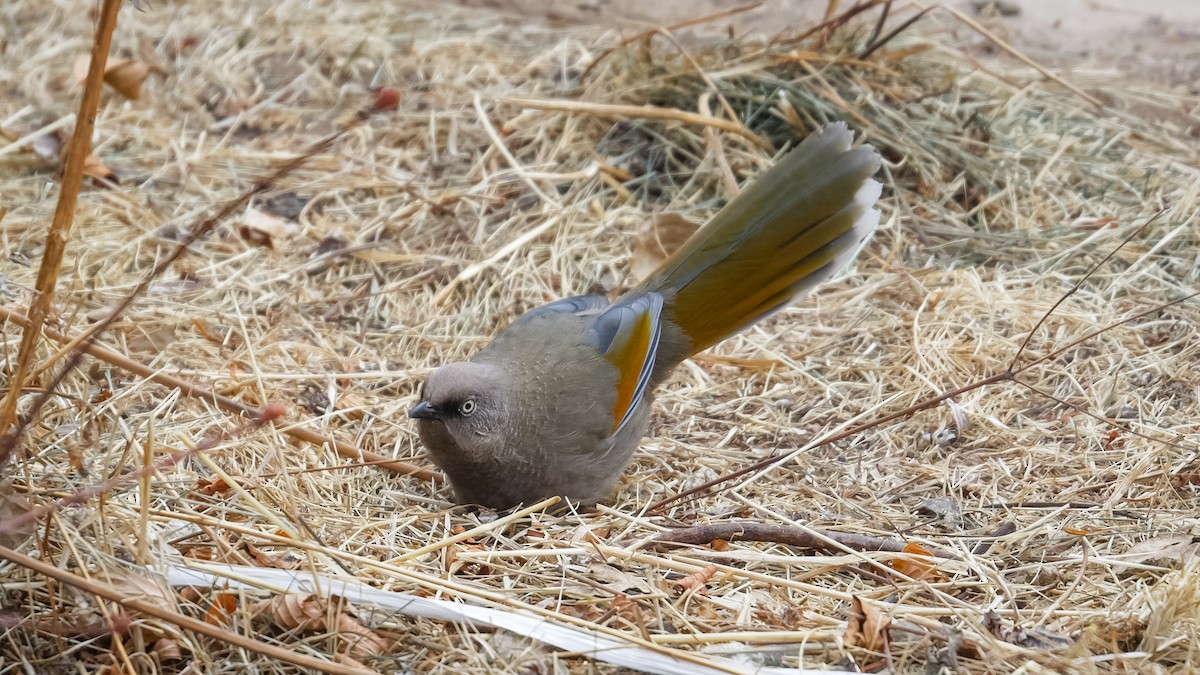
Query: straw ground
1,1,1199,673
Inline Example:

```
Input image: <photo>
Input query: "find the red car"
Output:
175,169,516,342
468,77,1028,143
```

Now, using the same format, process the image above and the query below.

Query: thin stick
497,97,769,148
0,0,122,440
650,521,960,559
860,5,933,60
650,211,1176,512
433,214,561,305
863,0,892,50
0,115,378,469
0,306,438,480
1019,288,1200,371
1009,212,1163,371
773,0,883,47
0,545,373,675
646,371,1013,512
0,405,280,539
935,2,1104,108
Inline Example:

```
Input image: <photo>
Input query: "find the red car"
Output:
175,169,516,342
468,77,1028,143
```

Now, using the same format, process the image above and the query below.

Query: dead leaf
608,593,642,623
630,213,699,282
256,593,326,631
254,594,387,661
982,610,1072,649
844,596,890,652
238,207,300,249
195,476,234,498
334,610,389,660
152,638,183,661
570,523,611,545
81,152,118,184
1118,534,1200,570
890,542,948,582
0,481,35,549
104,60,150,99
306,233,350,275
672,564,718,594
370,86,402,112
203,591,238,626
915,496,961,525
586,561,654,595
74,55,151,100
333,391,367,421
108,570,178,613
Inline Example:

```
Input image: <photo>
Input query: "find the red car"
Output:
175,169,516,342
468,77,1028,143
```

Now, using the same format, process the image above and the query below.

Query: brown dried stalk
0,404,282,538
859,5,933,59
0,0,123,441
0,306,438,480
651,521,961,559
937,2,1103,108
0,113,376,470
648,210,1183,512
0,544,373,675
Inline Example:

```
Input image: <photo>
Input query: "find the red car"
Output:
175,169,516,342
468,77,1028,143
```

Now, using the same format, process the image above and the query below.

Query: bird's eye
459,399,477,416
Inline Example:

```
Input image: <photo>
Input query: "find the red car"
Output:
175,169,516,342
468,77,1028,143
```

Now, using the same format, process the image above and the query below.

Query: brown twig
648,214,1182,513
0,544,374,675
0,306,438,481
0,112,401,473
0,0,123,445
1015,289,1198,372
0,404,282,538
1008,209,1164,372
646,371,1014,512
859,5,933,59
650,521,961,559
934,2,1104,108
773,0,884,47
863,0,892,50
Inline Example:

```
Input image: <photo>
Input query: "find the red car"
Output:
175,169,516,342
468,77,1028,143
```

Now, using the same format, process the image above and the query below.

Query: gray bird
409,123,882,509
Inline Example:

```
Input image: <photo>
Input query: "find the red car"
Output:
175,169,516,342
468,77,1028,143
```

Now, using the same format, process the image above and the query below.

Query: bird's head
408,361,512,465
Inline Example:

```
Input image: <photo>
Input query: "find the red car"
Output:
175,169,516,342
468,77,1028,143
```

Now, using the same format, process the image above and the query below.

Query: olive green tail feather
636,122,881,357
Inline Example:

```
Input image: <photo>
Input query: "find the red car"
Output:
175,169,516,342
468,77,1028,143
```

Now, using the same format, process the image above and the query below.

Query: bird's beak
407,401,440,420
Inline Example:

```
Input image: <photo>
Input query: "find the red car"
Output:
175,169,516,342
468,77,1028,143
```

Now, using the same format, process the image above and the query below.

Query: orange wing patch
597,295,663,434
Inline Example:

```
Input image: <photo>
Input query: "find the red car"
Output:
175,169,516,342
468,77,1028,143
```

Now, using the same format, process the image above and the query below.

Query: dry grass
2,0,1200,673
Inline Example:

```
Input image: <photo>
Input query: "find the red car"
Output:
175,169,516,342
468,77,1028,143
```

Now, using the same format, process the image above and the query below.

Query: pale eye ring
459,399,477,416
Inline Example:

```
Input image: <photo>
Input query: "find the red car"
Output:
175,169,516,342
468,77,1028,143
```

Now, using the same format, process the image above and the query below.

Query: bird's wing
587,293,664,435
508,294,608,325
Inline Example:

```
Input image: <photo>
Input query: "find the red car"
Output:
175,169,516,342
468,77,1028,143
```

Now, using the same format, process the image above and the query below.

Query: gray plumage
410,123,882,509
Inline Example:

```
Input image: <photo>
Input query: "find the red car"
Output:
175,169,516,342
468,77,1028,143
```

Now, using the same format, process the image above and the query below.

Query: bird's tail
635,122,881,358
